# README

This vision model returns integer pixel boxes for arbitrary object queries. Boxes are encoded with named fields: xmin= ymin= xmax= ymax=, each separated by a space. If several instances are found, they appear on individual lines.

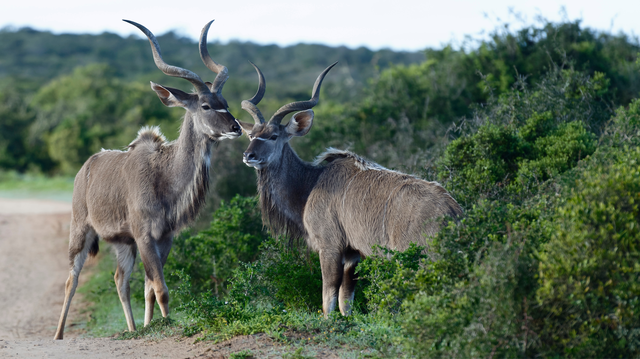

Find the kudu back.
xmin=53 ymin=20 xmax=241 ymax=339
xmin=238 ymin=63 xmax=463 ymax=316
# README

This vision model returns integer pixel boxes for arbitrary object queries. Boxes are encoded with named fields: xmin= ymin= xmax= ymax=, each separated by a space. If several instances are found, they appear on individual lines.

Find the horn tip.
xmin=248 ymin=61 xmax=261 ymax=71
xmin=202 ymin=19 xmax=216 ymax=32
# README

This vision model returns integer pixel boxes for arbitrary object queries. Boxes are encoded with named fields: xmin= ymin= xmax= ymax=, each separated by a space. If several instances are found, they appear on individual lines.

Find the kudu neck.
xmin=171 ymin=113 xmax=213 ymax=180
xmin=166 ymin=112 xmax=214 ymax=227
xmin=257 ymin=143 xmax=323 ymax=239
xmin=263 ymin=143 xmax=322 ymax=192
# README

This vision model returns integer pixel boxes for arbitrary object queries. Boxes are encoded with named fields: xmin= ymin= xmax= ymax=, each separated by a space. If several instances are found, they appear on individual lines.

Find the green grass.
xmin=197 ymin=308 xmax=397 ymax=350
xmin=229 ymin=349 xmax=255 ymax=359
xmin=0 ymin=170 xmax=73 ymax=201
xmin=116 ymin=317 xmax=181 ymax=340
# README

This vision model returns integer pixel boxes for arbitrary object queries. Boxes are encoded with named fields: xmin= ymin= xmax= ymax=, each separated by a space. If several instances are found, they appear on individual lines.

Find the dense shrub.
xmin=536 ymin=125 xmax=640 ymax=356
xmin=355 ymin=243 xmax=428 ymax=314
xmin=165 ymin=195 xmax=267 ymax=296
xmin=169 ymin=237 xmax=324 ymax=336
xmin=439 ymin=68 xmax=608 ymax=206
xmin=396 ymin=66 xmax=621 ymax=357
xmin=227 ymin=237 xmax=323 ymax=311
xmin=402 ymin=241 xmax=531 ymax=358
xmin=167 ymin=194 xmax=324 ymax=315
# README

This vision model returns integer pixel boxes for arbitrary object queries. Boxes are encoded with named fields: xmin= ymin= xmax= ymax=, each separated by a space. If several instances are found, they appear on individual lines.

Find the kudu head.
xmin=124 ymin=20 xmax=241 ymax=140
xmin=239 ymin=62 xmax=337 ymax=169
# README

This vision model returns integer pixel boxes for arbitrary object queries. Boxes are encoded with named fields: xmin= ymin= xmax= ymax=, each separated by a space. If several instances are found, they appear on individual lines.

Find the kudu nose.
xmin=231 ymin=123 xmax=241 ymax=133
xmin=243 ymin=152 xmax=256 ymax=162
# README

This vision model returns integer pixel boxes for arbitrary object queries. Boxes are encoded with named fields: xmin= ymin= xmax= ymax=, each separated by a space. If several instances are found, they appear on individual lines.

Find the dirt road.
xmin=0 ymin=198 xmax=76 ymax=340
xmin=0 ymin=198 xmax=333 ymax=358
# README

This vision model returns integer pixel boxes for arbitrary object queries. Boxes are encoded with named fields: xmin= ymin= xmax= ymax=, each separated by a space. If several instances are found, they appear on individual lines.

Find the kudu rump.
xmin=53 ymin=20 xmax=241 ymax=339
xmin=239 ymin=63 xmax=463 ymax=316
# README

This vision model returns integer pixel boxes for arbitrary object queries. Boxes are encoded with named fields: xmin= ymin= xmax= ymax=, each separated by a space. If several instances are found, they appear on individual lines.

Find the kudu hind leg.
xmin=338 ymin=249 xmax=361 ymax=316
xmin=319 ymin=250 xmax=343 ymax=318
xmin=139 ymin=236 xmax=171 ymax=326
xmin=54 ymin=226 xmax=97 ymax=340
xmin=114 ymin=243 xmax=137 ymax=332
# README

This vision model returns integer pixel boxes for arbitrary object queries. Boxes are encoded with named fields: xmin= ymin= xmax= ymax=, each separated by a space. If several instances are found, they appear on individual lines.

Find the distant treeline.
xmin=0 ymin=26 xmax=425 ymax=103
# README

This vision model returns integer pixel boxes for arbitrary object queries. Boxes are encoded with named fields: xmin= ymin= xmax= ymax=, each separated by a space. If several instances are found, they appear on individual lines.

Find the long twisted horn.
xmin=241 ymin=61 xmax=266 ymax=124
xmin=269 ymin=61 xmax=337 ymax=125
xmin=123 ymin=20 xmax=210 ymax=94
xmin=199 ymin=20 xmax=229 ymax=96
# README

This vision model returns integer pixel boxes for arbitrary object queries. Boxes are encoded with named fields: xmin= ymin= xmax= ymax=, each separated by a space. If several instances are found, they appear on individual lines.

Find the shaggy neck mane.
xmin=257 ymin=143 xmax=324 ymax=244
xmin=166 ymin=113 xmax=214 ymax=229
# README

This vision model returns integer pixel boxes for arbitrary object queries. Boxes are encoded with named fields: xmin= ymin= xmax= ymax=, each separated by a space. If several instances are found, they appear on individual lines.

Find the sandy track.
xmin=0 ymin=198 xmax=335 ymax=358
xmin=0 ymin=198 xmax=75 ymax=339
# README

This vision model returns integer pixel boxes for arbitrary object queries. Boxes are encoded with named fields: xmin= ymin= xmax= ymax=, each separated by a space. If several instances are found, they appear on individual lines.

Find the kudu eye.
xmin=270 ymin=134 xmax=278 ymax=141
xmin=201 ymin=104 xmax=211 ymax=110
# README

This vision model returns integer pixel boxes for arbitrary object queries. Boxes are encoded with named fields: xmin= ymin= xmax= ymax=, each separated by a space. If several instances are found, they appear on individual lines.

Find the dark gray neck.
xmin=166 ymin=113 xmax=214 ymax=228
xmin=257 ymin=143 xmax=324 ymax=242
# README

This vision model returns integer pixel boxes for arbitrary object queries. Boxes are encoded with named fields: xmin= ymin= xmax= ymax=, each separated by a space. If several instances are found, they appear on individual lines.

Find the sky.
xmin=2 ymin=0 xmax=639 ymax=52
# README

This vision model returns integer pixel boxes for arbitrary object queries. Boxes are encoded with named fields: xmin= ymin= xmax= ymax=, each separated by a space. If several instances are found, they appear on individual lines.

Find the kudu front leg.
xmin=319 ymin=249 xmax=343 ymax=318
xmin=113 ymin=243 xmax=137 ymax=332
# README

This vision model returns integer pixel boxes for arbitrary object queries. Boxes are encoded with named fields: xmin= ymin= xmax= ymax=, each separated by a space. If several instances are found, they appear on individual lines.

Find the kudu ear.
xmin=285 ymin=110 xmax=314 ymax=137
xmin=238 ymin=121 xmax=255 ymax=136
xmin=150 ymin=82 xmax=194 ymax=108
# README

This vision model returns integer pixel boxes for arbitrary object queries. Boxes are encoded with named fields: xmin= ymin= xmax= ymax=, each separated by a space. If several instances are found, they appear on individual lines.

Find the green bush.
xmin=536 ymin=147 xmax=640 ymax=358
xmin=355 ymin=243 xmax=427 ymax=314
xmin=401 ymin=240 xmax=531 ymax=358
xmin=439 ymin=68 xmax=606 ymax=206
xmin=396 ymin=67 xmax=614 ymax=358
xmin=164 ymin=195 xmax=267 ymax=296
xmin=227 ymin=237 xmax=323 ymax=312
xmin=601 ymin=98 xmax=640 ymax=152
xmin=397 ymin=194 xmax=553 ymax=357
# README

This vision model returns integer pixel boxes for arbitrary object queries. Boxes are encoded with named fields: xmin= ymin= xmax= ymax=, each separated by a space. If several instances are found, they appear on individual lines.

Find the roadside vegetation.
xmin=0 ymin=170 xmax=73 ymax=201
xmin=2 ymin=18 xmax=639 ymax=357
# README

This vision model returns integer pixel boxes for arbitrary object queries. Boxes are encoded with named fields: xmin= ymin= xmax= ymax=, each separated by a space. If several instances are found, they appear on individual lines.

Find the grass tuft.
xmin=116 ymin=317 xmax=180 ymax=340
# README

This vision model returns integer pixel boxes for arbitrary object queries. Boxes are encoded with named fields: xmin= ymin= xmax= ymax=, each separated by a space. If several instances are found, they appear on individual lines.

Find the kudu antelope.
xmin=53 ymin=20 xmax=241 ymax=339
xmin=238 ymin=63 xmax=463 ymax=317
